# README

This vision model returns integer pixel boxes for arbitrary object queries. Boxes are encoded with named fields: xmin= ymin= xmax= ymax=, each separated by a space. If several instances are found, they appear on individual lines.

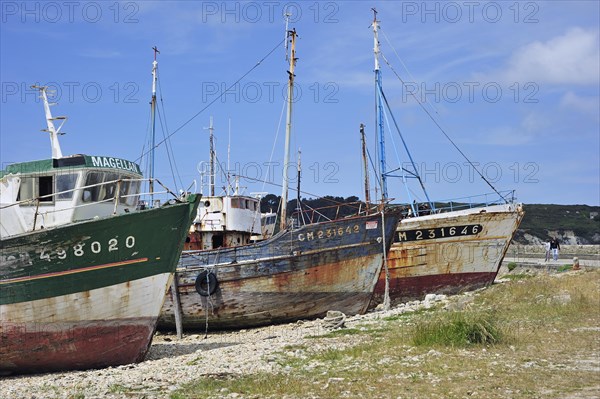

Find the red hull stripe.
xmin=0 ymin=257 xmax=149 ymax=285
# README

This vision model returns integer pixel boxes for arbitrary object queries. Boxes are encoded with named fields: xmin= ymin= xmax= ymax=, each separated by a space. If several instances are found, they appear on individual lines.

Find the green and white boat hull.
xmin=0 ymin=194 xmax=200 ymax=374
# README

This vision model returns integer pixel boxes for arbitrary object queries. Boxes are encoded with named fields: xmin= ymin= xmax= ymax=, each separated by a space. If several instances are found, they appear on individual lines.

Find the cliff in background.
xmin=514 ymin=204 xmax=599 ymax=245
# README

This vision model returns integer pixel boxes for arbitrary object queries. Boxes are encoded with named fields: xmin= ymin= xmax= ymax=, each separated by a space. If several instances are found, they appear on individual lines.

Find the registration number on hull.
xmin=395 ymin=224 xmax=483 ymax=242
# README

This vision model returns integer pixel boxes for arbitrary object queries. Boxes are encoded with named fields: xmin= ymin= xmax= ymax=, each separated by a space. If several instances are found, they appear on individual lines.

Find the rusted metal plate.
xmin=1 ymin=318 xmax=156 ymax=373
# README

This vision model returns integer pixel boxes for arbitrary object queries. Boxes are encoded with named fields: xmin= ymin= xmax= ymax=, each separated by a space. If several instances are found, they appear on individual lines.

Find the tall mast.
xmin=280 ymin=27 xmax=297 ymax=231
xmin=207 ymin=116 xmax=215 ymax=196
xmin=32 ymin=85 xmax=65 ymax=159
xmin=360 ymin=123 xmax=371 ymax=210
xmin=227 ymin=118 xmax=231 ymax=196
xmin=372 ymin=9 xmax=388 ymax=201
xmin=296 ymin=147 xmax=304 ymax=225
xmin=149 ymin=46 xmax=160 ymax=205
xmin=296 ymin=148 xmax=301 ymax=206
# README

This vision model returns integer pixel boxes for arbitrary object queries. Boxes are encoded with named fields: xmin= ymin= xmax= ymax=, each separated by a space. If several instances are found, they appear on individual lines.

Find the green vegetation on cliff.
xmin=515 ymin=204 xmax=600 ymax=244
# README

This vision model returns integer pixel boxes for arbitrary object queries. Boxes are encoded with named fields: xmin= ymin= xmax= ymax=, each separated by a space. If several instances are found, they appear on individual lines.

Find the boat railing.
xmin=397 ymin=190 xmax=516 ymax=218
xmin=290 ymin=200 xmax=371 ymax=226
xmin=1 ymin=177 xmax=182 ymax=229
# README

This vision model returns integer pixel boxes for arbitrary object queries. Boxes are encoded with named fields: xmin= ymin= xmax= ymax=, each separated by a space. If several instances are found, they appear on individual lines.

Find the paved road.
xmin=502 ymin=256 xmax=600 ymax=268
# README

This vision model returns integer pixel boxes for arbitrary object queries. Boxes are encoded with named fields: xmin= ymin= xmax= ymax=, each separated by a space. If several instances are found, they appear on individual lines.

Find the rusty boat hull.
xmin=371 ymin=203 xmax=524 ymax=306
xmin=159 ymin=211 xmax=401 ymax=331
xmin=0 ymin=195 xmax=200 ymax=374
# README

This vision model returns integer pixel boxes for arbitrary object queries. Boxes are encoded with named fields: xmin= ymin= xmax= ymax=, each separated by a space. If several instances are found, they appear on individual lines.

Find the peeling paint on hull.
xmin=159 ymin=211 xmax=401 ymax=331
xmin=1 ymin=317 xmax=156 ymax=373
xmin=371 ymin=204 xmax=524 ymax=306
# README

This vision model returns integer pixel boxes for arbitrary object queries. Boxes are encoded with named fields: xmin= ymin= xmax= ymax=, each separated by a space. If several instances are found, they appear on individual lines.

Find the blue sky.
xmin=1 ymin=1 xmax=598 ymax=206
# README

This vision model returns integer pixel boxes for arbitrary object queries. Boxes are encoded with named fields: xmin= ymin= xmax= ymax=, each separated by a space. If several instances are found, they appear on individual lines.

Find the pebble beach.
xmin=1 ymin=292 xmax=455 ymax=399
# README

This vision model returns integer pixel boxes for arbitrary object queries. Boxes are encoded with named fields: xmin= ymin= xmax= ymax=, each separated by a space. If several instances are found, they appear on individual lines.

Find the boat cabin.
xmin=184 ymin=195 xmax=262 ymax=250
xmin=0 ymin=155 xmax=142 ymax=238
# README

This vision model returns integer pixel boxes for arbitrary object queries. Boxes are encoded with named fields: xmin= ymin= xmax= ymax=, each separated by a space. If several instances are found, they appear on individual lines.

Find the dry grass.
xmin=172 ymin=269 xmax=600 ymax=399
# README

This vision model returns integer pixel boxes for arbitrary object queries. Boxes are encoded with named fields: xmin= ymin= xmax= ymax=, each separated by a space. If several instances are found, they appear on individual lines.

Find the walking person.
xmin=544 ymin=240 xmax=551 ymax=262
xmin=550 ymin=238 xmax=560 ymax=261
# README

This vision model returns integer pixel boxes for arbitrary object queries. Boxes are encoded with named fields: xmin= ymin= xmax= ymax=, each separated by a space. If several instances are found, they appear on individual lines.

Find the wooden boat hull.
xmin=0 ymin=195 xmax=200 ymax=374
xmin=159 ymin=211 xmax=401 ymax=331
xmin=371 ymin=203 xmax=524 ymax=306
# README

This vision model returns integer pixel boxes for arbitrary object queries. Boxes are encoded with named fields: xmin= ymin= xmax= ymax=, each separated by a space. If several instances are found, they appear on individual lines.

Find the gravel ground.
xmin=1 ymin=293 xmax=453 ymax=399
xmin=3 ymin=262 xmax=596 ymax=399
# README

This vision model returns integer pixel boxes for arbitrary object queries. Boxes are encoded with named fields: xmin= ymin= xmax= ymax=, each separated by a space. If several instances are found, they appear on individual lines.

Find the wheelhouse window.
xmin=17 ymin=177 xmax=35 ymax=202
xmin=17 ymin=175 xmax=54 ymax=203
xmin=102 ymin=173 xmax=119 ymax=201
xmin=120 ymin=177 xmax=140 ymax=206
xmin=82 ymin=172 xmax=103 ymax=202
xmin=56 ymin=174 xmax=78 ymax=200
xmin=81 ymin=171 xmax=140 ymax=206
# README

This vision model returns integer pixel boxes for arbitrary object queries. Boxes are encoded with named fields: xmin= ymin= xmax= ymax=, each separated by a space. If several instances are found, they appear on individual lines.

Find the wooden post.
xmin=170 ymin=274 xmax=184 ymax=339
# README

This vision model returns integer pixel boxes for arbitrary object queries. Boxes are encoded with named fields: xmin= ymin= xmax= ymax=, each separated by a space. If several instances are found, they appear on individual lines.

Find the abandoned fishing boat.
xmin=0 ymin=85 xmax=200 ymax=374
xmin=376 ymin=202 xmax=523 ymax=305
xmin=183 ymin=117 xmax=264 ymax=251
xmin=159 ymin=29 xmax=401 ymax=331
xmin=366 ymin=11 xmax=524 ymax=306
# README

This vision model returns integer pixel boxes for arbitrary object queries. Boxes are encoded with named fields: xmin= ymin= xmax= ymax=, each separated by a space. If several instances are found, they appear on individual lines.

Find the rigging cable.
xmin=380 ymin=97 xmax=417 ymax=211
xmin=156 ymin=70 xmax=185 ymax=193
xmin=380 ymin=28 xmax=441 ymax=119
xmin=261 ymin=98 xmax=288 ymax=230
xmin=135 ymin=38 xmax=286 ymax=164
xmin=379 ymin=28 xmax=507 ymax=203
xmin=379 ymin=86 xmax=435 ymax=211
xmin=140 ymin=101 xmax=153 ymax=195
xmin=237 ymin=174 xmax=366 ymax=212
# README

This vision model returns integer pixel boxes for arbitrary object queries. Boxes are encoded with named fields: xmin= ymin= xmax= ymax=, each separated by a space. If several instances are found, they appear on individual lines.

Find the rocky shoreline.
xmin=2 ymin=292 xmax=460 ymax=399
xmin=2 ymin=262 xmax=596 ymax=399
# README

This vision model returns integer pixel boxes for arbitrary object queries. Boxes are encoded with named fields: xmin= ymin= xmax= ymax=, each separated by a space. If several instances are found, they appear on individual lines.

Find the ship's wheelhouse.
xmin=1 ymin=155 xmax=144 ymax=237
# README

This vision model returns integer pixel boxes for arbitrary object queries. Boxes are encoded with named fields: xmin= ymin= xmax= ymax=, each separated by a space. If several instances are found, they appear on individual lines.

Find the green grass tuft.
xmin=557 ymin=264 xmax=572 ymax=272
xmin=308 ymin=328 xmax=364 ymax=338
xmin=502 ymin=273 xmax=533 ymax=281
xmin=411 ymin=310 xmax=503 ymax=347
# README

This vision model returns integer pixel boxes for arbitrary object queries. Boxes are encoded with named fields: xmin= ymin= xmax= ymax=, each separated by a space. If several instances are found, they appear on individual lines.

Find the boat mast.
xmin=280 ymin=27 xmax=297 ymax=231
xmin=149 ymin=46 xmax=160 ymax=205
xmin=360 ymin=123 xmax=371 ymax=210
xmin=372 ymin=9 xmax=388 ymax=202
xmin=296 ymin=147 xmax=305 ymax=225
xmin=207 ymin=116 xmax=216 ymax=196
xmin=227 ymin=118 xmax=232 ymax=196
xmin=32 ymin=85 xmax=64 ymax=159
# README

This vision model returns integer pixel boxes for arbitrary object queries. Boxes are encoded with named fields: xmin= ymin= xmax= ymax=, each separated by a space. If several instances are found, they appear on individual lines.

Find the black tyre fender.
xmin=195 ymin=271 xmax=218 ymax=296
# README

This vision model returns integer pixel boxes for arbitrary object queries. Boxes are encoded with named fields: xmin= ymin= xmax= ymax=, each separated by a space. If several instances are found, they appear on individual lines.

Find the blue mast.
xmin=372 ymin=9 xmax=388 ymax=201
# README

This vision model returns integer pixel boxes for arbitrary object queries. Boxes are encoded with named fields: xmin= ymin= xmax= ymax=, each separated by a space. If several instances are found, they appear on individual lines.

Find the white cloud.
xmin=480 ymin=112 xmax=550 ymax=146
xmin=501 ymin=27 xmax=599 ymax=85
xmin=560 ymin=92 xmax=600 ymax=116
